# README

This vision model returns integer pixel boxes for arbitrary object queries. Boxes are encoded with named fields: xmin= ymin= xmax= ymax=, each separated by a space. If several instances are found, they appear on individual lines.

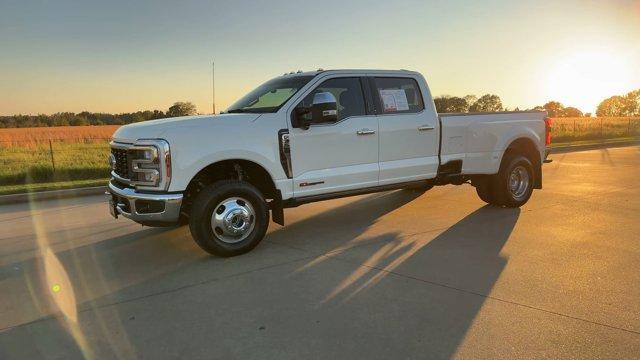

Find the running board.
xmin=283 ymin=180 xmax=429 ymax=208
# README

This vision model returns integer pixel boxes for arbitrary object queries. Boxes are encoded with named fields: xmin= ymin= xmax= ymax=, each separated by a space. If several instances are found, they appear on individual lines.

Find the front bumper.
xmin=108 ymin=182 xmax=183 ymax=225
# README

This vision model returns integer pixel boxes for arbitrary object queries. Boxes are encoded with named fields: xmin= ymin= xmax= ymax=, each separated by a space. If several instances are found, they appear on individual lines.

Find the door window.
xmin=298 ymin=77 xmax=366 ymax=122
xmin=373 ymin=77 xmax=424 ymax=114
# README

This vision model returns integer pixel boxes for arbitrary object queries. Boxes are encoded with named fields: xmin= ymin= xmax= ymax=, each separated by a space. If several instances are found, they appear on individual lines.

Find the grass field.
xmin=1 ymin=119 xmax=639 ymax=194
xmin=551 ymin=117 xmax=640 ymax=143
xmin=0 ymin=125 xmax=119 ymax=145
xmin=0 ymin=126 xmax=117 ymax=186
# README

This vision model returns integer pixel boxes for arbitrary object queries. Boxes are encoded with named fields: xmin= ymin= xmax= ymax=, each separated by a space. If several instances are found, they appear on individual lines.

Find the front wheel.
xmin=189 ymin=180 xmax=269 ymax=257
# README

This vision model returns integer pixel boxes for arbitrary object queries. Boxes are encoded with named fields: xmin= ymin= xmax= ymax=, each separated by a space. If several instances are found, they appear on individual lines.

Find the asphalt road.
xmin=1 ymin=146 xmax=639 ymax=359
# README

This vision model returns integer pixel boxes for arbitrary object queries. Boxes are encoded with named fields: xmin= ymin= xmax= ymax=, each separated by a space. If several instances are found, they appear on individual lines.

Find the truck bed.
xmin=438 ymin=111 xmax=547 ymax=175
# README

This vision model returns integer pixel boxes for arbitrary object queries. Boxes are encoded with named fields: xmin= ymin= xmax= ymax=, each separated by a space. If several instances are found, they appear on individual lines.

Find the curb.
xmin=0 ymin=186 xmax=107 ymax=206
xmin=550 ymin=139 xmax=640 ymax=154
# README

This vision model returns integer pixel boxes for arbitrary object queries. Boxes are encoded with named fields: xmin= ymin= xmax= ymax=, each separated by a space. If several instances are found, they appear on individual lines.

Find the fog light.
xmin=135 ymin=200 xmax=165 ymax=214
xmin=143 ymin=172 xmax=158 ymax=182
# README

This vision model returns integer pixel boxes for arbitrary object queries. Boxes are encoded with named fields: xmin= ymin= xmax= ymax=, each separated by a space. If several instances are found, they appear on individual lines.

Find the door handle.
xmin=357 ymin=129 xmax=376 ymax=135
xmin=418 ymin=125 xmax=435 ymax=131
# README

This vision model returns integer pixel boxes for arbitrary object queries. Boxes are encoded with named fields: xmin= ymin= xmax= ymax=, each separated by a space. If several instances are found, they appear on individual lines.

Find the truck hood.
xmin=112 ymin=113 xmax=262 ymax=141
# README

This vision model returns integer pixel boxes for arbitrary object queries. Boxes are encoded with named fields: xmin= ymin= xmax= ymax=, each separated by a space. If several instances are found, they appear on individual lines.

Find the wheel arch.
xmin=180 ymin=159 xmax=280 ymax=220
xmin=501 ymin=137 xmax=543 ymax=189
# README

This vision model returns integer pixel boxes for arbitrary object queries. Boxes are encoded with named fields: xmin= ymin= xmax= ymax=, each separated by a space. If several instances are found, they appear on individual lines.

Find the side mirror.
xmin=293 ymin=92 xmax=338 ymax=130
xmin=310 ymin=92 xmax=338 ymax=124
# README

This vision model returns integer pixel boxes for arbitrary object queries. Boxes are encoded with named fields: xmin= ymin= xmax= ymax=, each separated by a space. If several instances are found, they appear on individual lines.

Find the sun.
xmin=546 ymin=50 xmax=633 ymax=114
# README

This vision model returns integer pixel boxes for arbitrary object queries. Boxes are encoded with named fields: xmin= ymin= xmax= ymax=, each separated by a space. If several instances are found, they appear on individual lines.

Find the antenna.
xmin=212 ymin=61 xmax=216 ymax=115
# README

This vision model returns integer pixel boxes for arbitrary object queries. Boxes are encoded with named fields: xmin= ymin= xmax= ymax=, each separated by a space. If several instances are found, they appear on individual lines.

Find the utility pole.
xmin=212 ymin=61 xmax=216 ymax=115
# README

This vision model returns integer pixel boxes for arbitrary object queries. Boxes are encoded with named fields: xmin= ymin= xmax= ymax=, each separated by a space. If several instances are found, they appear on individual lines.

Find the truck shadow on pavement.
xmin=284 ymin=200 xmax=520 ymax=358
xmin=266 ymin=189 xmax=427 ymax=252
xmin=1 ymin=189 xmax=520 ymax=358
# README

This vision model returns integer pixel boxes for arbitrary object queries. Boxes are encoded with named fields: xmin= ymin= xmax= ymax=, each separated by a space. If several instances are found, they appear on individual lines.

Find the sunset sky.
xmin=1 ymin=0 xmax=639 ymax=115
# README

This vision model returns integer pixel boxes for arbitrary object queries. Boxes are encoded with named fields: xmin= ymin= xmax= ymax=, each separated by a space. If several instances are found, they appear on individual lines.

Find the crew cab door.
xmin=372 ymin=76 xmax=440 ymax=185
xmin=288 ymin=76 xmax=379 ymax=197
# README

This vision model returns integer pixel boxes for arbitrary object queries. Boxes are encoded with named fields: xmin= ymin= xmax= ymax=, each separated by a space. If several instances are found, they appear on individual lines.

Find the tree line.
xmin=434 ymin=88 xmax=640 ymax=118
xmin=2 ymin=88 xmax=639 ymax=129
xmin=0 ymin=102 xmax=197 ymax=128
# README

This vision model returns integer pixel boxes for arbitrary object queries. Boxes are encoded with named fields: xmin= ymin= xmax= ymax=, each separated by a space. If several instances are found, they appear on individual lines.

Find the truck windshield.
xmin=226 ymin=75 xmax=314 ymax=113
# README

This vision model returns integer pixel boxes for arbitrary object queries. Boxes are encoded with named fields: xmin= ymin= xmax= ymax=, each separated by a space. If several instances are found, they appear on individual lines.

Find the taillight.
xmin=544 ymin=117 xmax=552 ymax=146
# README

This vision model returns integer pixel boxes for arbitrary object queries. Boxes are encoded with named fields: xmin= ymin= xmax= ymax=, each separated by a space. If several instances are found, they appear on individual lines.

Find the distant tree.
xmin=0 ymin=108 xmax=171 ymax=128
xmin=625 ymin=89 xmax=640 ymax=116
xmin=111 ymin=118 xmax=124 ymax=125
xmin=543 ymin=101 xmax=565 ymax=117
xmin=15 ymin=115 xmax=35 ymax=127
xmin=167 ymin=102 xmax=197 ymax=117
xmin=433 ymin=96 xmax=469 ymax=113
xmin=596 ymin=96 xmax=628 ymax=117
xmin=151 ymin=110 xmax=166 ymax=119
xmin=584 ymin=112 xmax=592 ymax=117
xmin=562 ymin=107 xmax=583 ymax=117
xmin=130 ymin=113 xmax=146 ymax=123
xmin=51 ymin=113 xmax=70 ymax=126
xmin=70 ymin=116 xmax=89 ymax=126
xmin=469 ymin=94 xmax=503 ymax=112
xmin=463 ymin=95 xmax=477 ymax=107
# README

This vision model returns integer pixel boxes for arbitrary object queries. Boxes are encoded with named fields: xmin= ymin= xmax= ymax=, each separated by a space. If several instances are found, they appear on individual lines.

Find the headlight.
xmin=129 ymin=139 xmax=171 ymax=191
xmin=131 ymin=147 xmax=160 ymax=184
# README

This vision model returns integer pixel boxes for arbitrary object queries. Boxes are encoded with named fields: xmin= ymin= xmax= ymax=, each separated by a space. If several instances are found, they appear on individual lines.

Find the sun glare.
xmin=546 ymin=50 xmax=634 ymax=113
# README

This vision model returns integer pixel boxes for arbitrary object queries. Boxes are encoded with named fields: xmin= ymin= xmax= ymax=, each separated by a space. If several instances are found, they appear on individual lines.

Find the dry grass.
xmin=551 ymin=117 xmax=640 ymax=142
xmin=0 ymin=126 xmax=118 ymax=185
xmin=0 ymin=125 xmax=119 ymax=147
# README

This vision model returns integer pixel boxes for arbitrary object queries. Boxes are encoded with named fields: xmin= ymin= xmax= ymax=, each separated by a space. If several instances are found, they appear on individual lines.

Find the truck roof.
xmin=280 ymin=69 xmax=421 ymax=77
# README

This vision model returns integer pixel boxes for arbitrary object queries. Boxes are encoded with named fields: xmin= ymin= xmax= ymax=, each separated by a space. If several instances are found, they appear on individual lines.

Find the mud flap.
xmin=270 ymin=195 xmax=285 ymax=226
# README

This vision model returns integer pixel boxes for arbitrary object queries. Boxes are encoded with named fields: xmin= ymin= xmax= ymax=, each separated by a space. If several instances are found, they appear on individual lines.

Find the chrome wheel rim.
xmin=509 ymin=165 xmax=530 ymax=201
xmin=210 ymin=197 xmax=256 ymax=244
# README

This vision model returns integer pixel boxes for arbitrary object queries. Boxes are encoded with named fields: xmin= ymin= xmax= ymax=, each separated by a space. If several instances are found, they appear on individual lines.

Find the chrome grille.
xmin=111 ymin=147 xmax=130 ymax=179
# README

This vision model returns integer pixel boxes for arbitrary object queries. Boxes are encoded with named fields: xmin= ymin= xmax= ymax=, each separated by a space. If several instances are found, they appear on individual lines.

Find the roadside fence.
xmin=0 ymin=137 xmax=111 ymax=186
xmin=552 ymin=117 xmax=640 ymax=143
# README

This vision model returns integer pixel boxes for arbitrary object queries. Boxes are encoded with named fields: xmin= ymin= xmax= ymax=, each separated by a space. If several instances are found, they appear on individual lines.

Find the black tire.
xmin=493 ymin=154 xmax=535 ymax=208
xmin=475 ymin=178 xmax=497 ymax=205
xmin=189 ymin=180 xmax=269 ymax=257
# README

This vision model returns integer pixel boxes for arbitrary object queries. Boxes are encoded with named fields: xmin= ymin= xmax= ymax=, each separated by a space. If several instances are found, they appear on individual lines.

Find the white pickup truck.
xmin=108 ymin=69 xmax=551 ymax=256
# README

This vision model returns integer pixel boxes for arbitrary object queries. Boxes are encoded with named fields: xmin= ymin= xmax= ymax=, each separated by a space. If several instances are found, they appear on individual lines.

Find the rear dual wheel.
xmin=476 ymin=154 xmax=534 ymax=208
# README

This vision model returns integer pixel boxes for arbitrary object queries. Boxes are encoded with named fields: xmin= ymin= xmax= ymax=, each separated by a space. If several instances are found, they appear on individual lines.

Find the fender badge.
xmin=299 ymin=181 xmax=325 ymax=187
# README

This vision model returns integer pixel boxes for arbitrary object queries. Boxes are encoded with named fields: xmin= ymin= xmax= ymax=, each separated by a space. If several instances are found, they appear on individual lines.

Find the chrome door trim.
xmin=418 ymin=125 xmax=435 ymax=131
xmin=356 ymin=129 xmax=376 ymax=135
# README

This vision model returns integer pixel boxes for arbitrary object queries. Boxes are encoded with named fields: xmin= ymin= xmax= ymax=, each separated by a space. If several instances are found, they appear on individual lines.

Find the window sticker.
xmin=379 ymin=89 xmax=409 ymax=112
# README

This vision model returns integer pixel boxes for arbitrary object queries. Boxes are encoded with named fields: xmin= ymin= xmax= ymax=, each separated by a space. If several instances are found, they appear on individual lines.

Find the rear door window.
xmin=373 ymin=77 xmax=424 ymax=114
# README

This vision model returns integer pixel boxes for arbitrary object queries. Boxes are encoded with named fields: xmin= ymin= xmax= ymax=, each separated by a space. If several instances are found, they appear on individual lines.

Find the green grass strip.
xmin=0 ymin=178 xmax=108 ymax=196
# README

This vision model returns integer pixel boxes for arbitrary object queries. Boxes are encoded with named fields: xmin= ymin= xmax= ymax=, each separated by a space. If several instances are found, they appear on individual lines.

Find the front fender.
xmin=169 ymin=149 xmax=285 ymax=192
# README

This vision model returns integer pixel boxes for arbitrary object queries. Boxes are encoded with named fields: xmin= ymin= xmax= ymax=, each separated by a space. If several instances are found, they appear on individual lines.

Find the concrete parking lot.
xmin=1 ymin=146 xmax=639 ymax=359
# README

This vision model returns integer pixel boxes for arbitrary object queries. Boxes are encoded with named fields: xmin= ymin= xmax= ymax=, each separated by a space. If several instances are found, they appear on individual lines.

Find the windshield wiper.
xmin=226 ymin=109 xmax=248 ymax=113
